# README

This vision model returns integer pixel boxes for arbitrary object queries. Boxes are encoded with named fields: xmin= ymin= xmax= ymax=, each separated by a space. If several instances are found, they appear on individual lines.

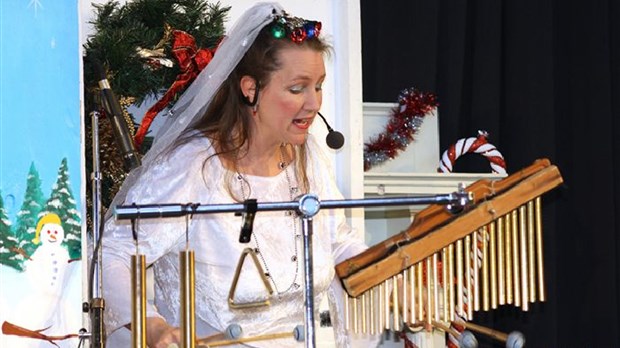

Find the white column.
xmin=331 ymin=0 xmax=365 ymax=234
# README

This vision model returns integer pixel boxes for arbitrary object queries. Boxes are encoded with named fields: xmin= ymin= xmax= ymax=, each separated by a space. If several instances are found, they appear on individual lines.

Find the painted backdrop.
xmin=0 ymin=0 xmax=83 ymax=347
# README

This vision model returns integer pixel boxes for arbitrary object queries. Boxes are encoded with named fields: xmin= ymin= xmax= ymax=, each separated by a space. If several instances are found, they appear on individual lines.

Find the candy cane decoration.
xmin=438 ymin=131 xmax=505 ymax=347
xmin=438 ymin=130 xmax=506 ymax=174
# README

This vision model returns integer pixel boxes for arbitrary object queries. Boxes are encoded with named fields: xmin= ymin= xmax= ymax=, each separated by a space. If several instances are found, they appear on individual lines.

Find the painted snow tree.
xmin=13 ymin=162 xmax=46 ymax=259
xmin=0 ymin=191 xmax=21 ymax=270
xmin=40 ymin=158 xmax=82 ymax=260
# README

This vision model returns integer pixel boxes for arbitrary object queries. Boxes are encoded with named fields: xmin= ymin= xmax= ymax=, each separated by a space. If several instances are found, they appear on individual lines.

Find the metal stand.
xmin=86 ymin=111 xmax=106 ymax=348
xmin=114 ymin=190 xmax=472 ymax=348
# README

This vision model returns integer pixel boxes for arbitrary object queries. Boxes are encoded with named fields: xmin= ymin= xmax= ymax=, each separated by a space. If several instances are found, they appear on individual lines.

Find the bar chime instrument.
xmin=335 ymin=159 xmax=563 ymax=347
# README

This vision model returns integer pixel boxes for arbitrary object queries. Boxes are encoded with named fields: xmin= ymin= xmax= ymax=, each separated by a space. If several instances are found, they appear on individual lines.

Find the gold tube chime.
xmin=352 ymin=295 xmax=359 ymax=333
xmin=441 ymin=247 xmax=449 ymax=321
xmin=392 ymin=275 xmax=400 ymax=332
xmin=490 ymin=221 xmax=498 ymax=309
xmin=378 ymin=283 xmax=385 ymax=333
xmin=505 ymin=213 xmax=513 ymax=305
xmin=518 ymin=205 xmax=529 ymax=311
xmin=344 ymin=289 xmax=350 ymax=331
xmin=481 ymin=226 xmax=490 ymax=311
xmin=131 ymin=254 xmax=147 ymax=348
xmin=527 ymin=201 xmax=536 ymax=303
xmin=180 ymin=250 xmax=196 ymax=348
xmin=432 ymin=253 xmax=440 ymax=322
xmin=535 ymin=197 xmax=546 ymax=302
xmin=416 ymin=263 xmax=423 ymax=322
xmin=497 ymin=217 xmax=505 ymax=306
xmin=456 ymin=239 xmax=464 ymax=317
xmin=511 ymin=210 xmax=521 ymax=308
xmin=369 ymin=287 xmax=376 ymax=335
xmin=409 ymin=265 xmax=416 ymax=324
xmin=448 ymin=243 xmax=455 ymax=322
xmin=472 ymin=230 xmax=480 ymax=313
xmin=384 ymin=279 xmax=390 ymax=331
xmin=425 ymin=257 xmax=432 ymax=327
xmin=402 ymin=268 xmax=409 ymax=325
xmin=465 ymin=234 xmax=473 ymax=320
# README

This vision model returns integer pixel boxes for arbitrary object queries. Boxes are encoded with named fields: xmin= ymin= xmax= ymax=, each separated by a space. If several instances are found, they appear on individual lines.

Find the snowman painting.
xmin=26 ymin=213 xmax=71 ymax=295
xmin=2 ymin=213 xmax=80 ymax=347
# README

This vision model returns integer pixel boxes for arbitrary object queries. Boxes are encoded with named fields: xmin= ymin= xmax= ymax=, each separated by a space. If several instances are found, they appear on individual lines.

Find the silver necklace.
xmin=235 ymin=145 xmax=301 ymax=295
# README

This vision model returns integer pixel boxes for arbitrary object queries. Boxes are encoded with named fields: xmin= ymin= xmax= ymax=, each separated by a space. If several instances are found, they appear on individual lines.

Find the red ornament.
xmin=313 ymin=22 xmax=322 ymax=37
xmin=290 ymin=28 xmax=307 ymax=43
xmin=134 ymin=29 xmax=220 ymax=149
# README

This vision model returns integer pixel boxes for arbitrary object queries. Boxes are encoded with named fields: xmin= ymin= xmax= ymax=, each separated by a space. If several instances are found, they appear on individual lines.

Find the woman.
xmin=102 ymin=3 xmax=376 ymax=347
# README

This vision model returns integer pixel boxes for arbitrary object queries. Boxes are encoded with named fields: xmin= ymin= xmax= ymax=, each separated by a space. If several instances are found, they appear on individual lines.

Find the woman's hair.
xmin=173 ymin=16 xmax=331 ymax=201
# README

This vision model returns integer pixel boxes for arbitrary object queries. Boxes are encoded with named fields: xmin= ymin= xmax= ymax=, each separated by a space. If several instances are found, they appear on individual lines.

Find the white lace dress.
xmin=101 ymin=134 xmax=376 ymax=347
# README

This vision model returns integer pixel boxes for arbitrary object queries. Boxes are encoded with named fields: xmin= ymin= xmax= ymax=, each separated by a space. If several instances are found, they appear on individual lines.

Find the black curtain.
xmin=361 ymin=1 xmax=620 ymax=347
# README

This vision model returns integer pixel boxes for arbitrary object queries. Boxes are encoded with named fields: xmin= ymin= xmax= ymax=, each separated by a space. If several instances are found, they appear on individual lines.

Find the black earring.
xmin=241 ymin=82 xmax=260 ymax=107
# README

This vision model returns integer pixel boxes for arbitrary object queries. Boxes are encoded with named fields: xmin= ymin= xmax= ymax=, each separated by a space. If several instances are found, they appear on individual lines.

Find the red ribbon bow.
xmin=134 ymin=29 xmax=218 ymax=149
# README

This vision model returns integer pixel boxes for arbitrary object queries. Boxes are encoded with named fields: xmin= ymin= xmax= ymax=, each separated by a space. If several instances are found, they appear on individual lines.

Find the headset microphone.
xmin=317 ymin=112 xmax=345 ymax=150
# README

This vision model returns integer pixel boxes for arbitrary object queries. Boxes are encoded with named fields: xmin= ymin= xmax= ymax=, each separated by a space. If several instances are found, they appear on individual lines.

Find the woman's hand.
xmin=145 ymin=317 xmax=181 ymax=348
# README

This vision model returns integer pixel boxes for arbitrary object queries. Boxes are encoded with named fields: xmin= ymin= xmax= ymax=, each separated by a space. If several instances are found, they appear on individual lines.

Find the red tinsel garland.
xmin=364 ymin=88 xmax=438 ymax=171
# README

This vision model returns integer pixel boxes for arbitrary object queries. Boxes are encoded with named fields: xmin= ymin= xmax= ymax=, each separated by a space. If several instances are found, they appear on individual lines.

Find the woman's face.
xmin=252 ymin=46 xmax=326 ymax=147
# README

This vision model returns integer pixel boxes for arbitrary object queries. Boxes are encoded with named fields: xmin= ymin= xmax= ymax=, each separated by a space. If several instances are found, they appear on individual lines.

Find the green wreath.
xmin=83 ymin=0 xmax=228 ymax=107
xmin=83 ymin=0 xmax=229 ymax=214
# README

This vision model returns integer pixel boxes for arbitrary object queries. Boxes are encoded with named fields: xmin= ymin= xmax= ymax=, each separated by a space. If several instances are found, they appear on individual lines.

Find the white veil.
xmin=107 ymin=2 xmax=284 ymax=216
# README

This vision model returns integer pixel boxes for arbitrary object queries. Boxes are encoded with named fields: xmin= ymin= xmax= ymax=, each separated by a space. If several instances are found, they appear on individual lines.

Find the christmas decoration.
xmin=134 ymin=29 xmax=220 ymax=148
xmin=438 ymin=130 xmax=507 ymax=174
xmin=83 ymin=0 xmax=229 ymax=108
xmin=270 ymin=11 xmax=322 ymax=43
xmin=363 ymin=88 xmax=438 ymax=171
xmin=82 ymin=0 xmax=229 ymax=217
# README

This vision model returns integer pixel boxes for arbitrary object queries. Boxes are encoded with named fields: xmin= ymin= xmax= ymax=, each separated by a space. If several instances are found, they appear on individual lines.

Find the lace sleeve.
xmin=101 ymin=138 xmax=216 ymax=333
